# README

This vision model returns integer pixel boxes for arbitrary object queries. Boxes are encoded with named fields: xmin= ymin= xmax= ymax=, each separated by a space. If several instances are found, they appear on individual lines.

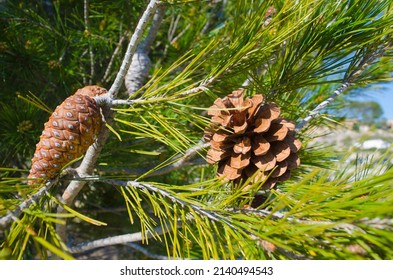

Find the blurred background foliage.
xmin=0 ymin=0 xmax=393 ymax=260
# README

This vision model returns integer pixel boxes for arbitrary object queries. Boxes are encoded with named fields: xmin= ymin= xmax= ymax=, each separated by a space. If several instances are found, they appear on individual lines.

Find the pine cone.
xmin=204 ymin=89 xmax=301 ymax=189
xmin=28 ymin=85 xmax=107 ymax=184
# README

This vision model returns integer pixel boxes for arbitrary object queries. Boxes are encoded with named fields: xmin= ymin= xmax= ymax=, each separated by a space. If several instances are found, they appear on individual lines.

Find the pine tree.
xmin=1 ymin=0 xmax=393 ymax=260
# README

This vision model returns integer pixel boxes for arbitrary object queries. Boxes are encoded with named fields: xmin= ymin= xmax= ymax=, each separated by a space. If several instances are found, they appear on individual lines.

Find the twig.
xmin=125 ymin=5 xmax=166 ymax=96
xmin=84 ymin=0 xmax=94 ymax=84
xmin=164 ymin=14 xmax=181 ymax=57
xmin=0 ymin=180 xmax=56 ymax=231
xmin=104 ymin=179 xmax=243 ymax=233
xmin=69 ymin=225 xmax=169 ymax=254
xmin=295 ymin=45 xmax=390 ymax=132
xmin=167 ymin=14 xmax=180 ymax=42
xmin=295 ymin=82 xmax=350 ymax=131
xmin=95 ymin=77 xmax=215 ymax=107
xmin=358 ymin=217 xmax=393 ymax=230
xmin=143 ymin=140 xmax=209 ymax=178
xmin=103 ymin=32 xmax=130 ymax=84
xmin=57 ymin=0 xmax=161 ymax=243
xmin=170 ymin=24 xmax=190 ymax=44
xmin=56 ymin=105 xmax=113 ymax=241
xmin=174 ymin=77 xmax=214 ymax=99
xmin=236 ymin=207 xmax=393 ymax=235
xmin=107 ymin=0 xmax=160 ymax=99
xmin=80 ymin=49 xmax=88 ymax=85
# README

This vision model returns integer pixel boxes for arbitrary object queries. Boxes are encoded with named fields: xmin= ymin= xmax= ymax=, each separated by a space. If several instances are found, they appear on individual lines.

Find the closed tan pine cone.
xmin=204 ymin=89 xmax=301 ymax=190
xmin=28 ymin=85 xmax=107 ymax=184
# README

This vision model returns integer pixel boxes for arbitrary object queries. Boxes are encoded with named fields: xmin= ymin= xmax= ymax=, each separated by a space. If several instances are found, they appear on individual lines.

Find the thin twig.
xmin=102 ymin=32 xmax=130 ymax=84
xmin=295 ymin=45 xmax=390 ymax=132
xmin=143 ymin=141 xmax=209 ymax=178
xmin=295 ymin=82 xmax=350 ymax=131
xmin=168 ymin=14 xmax=180 ymax=42
xmin=84 ymin=0 xmax=94 ymax=84
xmin=170 ymin=24 xmax=190 ymax=44
xmin=95 ymin=77 xmax=214 ymax=107
xmin=0 ymin=180 xmax=56 ymax=231
xmin=174 ymin=77 xmax=214 ymax=99
xmin=126 ymin=181 xmax=226 ymax=225
xmin=235 ymin=207 xmax=393 ymax=234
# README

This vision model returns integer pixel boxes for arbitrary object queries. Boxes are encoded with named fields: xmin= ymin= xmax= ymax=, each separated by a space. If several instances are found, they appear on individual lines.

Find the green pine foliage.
xmin=1 ymin=0 xmax=392 ymax=259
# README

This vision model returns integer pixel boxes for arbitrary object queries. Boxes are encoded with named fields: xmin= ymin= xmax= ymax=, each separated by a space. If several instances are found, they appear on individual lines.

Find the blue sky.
xmin=357 ymin=82 xmax=393 ymax=120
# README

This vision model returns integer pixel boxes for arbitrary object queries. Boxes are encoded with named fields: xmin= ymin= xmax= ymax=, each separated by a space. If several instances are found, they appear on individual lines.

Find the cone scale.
xmin=28 ymin=86 xmax=107 ymax=184
xmin=204 ymin=89 xmax=301 ymax=190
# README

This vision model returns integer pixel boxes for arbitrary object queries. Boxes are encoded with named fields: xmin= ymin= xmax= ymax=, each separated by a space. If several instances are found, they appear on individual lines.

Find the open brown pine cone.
xmin=204 ymin=89 xmax=301 ymax=190
xmin=28 ymin=85 xmax=107 ymax=185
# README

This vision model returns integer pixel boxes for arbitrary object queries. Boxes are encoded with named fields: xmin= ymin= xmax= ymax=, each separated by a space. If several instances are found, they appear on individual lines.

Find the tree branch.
xmin=95 ymin=76 xmax=215 ymax=107
xmin=69 ymin=225 xmax=169 ymax=254
xmin=125 ymin=5 xmax=165 ymax=96
xmin=295 ymin=82 xmax=350 ymax=131
xmin=0 ymin=180 xmax=56 ymax=231
xmin=102 ymin=32 xmax=130 ymax=84
xmin=107 ymin=0 xmax=160 ymax=99
xmin=104 ymin=179 xmax=237 ymax=231
xmin=295 ymin=45 xmax=390 ymax=132
xmin=68 ymin=197 xmax=388 ymax=259
xmin=125 ymin=5 xmax=166 ymax=96
xmin=142 ymin=140 xmax=209 ymax=178
xmin=56 ymin=0 xmax=162 ymax=243
xmin=236 ymin=207 xmax=393 ymax=234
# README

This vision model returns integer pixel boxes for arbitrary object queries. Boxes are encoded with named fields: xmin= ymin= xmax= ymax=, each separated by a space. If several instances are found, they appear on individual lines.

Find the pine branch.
xmin=56 ymin=105 xmax=113 ymax=242
xmin=66 ymin=177 xmax=393 ymax=258
xmin=235 ymin=207 xmax=371 ymax=234
xmin=69 ymin=225 xmax=169 ymax=254
xmin=105 ymin=179 xmax=239 ymax=232
xmin=295 ymin=45 xmax=391 ymax=132
xmin=125 ymin=5 xmax=166 ymax=96
xmin=56 ymin=0 xmax=162 ymax=243
xmin=295 ymin=82 xmax=350 ymax=131
xmin=97 ymin=77 xmax=215 ymax=107
xmin=170 ymin=24 xmax=190 ymax=45
xmin=141 ymin=140 xmax=209 ymax=178
xmin=173 ymin=77 xmax=214 ymax=99
xmin=107 ymin=0 xmax=160 ymax=99
xmin=0 ymin=180 xmax=56 ymax=231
